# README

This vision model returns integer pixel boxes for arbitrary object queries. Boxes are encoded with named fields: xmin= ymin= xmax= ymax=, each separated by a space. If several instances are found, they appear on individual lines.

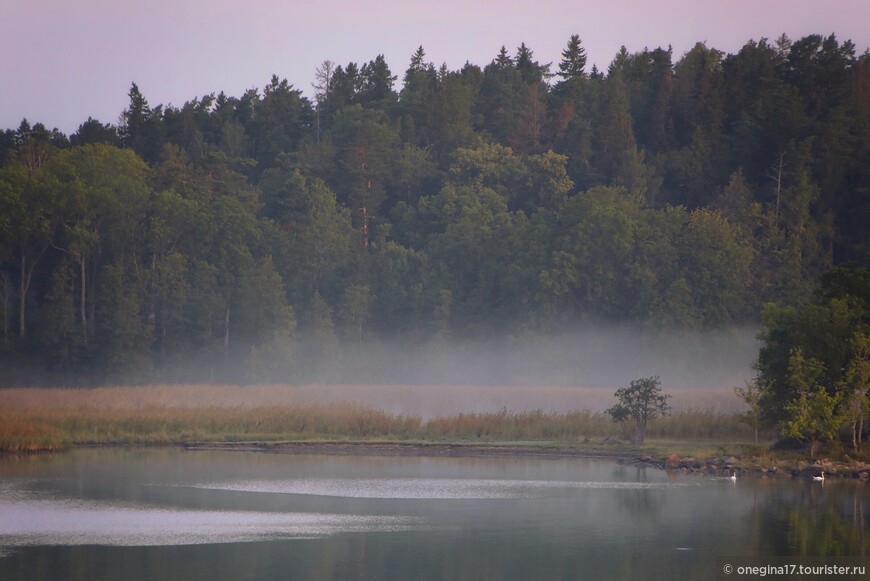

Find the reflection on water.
xmin=191 ymin=477 xmax=696 ymax=499
xmin=0 ymin=497 xmax=417 ymax=547
xmin=0 ymin=448 xmax=867 ymax=581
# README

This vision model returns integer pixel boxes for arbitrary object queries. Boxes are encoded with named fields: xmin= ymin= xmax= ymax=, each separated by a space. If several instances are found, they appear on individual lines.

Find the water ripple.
xmin=0 ymin=496 xmax=418 ymax=548
xmin=191 ymin=478 xmax=694 ymax=499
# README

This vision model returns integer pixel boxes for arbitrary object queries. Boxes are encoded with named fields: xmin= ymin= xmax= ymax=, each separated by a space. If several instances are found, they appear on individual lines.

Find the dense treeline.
xmin=752 ymin=265 xmax=870 ymax=456
xmin=1 ymin=33 xmax=868 ymax=384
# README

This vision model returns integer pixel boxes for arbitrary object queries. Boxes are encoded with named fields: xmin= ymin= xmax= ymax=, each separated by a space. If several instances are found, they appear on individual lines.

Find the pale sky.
xmin=3 ymin=0 xmax=869 ymax=135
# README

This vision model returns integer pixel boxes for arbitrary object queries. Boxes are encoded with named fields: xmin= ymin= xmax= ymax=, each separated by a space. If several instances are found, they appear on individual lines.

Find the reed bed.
xmin=0 ymin=385 xmax=755 ymax=453
xmin=422 ymin=408 xmax=616 ymax=440
xmin=0 ymin=403 xmax=422 ymax=451
xmin=0 ymin=383 xmax=743 ymax=415
xmin=644 ymin=408 xmax=754 ymax=440
xmin=421 ymin=407 xmax=756 ymax=442
xmin=0 ymin=415 xmax=67 ymax=453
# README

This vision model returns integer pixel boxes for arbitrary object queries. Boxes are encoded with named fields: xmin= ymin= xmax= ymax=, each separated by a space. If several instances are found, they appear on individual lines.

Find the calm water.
xmin=0 ymin=448 xmax=867 ymax=580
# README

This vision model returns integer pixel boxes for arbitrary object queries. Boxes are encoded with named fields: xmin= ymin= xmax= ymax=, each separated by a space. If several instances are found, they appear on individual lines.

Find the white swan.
xmin=729 ymin=471 xmax=737 ymax=481
xmin=812 ymin=472 xmax=825 ymax=482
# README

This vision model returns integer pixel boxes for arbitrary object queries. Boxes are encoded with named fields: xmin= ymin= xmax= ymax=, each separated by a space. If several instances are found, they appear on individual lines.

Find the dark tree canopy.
xmin=1 ymin=33 xmax=869 ymax=385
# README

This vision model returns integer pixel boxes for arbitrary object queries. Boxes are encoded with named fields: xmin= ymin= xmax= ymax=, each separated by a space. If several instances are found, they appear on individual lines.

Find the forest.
xmin=0 ymin=33 xmax=868 ymax=386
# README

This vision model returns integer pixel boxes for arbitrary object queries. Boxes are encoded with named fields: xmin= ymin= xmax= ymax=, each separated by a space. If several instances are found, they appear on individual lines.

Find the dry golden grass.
xmin=0 ymin=383 xmax=742 ymax=414
xmin=423 ymin=408 xmax=615 ymax=440
xmin=0 ymin=415 xmax=66 ymax=453
xmin=0 ymin=384 xmax=756 ymax=452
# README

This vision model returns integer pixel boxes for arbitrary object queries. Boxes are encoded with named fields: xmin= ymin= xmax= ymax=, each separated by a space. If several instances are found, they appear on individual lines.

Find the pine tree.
xmin=120 ymin=83 xmax=154 ymax=158
xmin=400 ymin=47 xmax=437 ymax=146
xmin=494 ymin=46 xmax=512 ymax=69
xmin=404 ymin=46 xmax=428 ymax=82
xmin=515 ymin=42 xmax=547 ymax=84
xmin=558 ymin=34 xmax=587 ymax=80
xmin=359 ymin=55 xmax=398 ymax=107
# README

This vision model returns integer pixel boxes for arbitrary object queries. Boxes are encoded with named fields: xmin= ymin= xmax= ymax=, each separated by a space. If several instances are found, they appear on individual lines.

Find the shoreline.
xmin=182 ymin=440 xmax=641 ymax=460
xmin=6 ymin=440 xmax=870 ymax=480
xmin=181 ymin=440 xmax=870 ymax=481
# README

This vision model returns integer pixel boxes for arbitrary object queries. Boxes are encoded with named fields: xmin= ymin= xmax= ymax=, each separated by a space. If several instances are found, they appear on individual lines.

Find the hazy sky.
xmin=3 ymin=0 xmax=869 ymax=135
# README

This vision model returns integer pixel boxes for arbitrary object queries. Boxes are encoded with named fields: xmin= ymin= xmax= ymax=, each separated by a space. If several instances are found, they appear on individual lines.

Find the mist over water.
xmin=5 ymin=326 xmax=758 ymax=417
xmin=331 ymin=325 xmax=759 ymax=389
xmin=147 ymin=323 xmax=759 ymax=391
xmin=228 ymin=325 xmax=759 ymax=416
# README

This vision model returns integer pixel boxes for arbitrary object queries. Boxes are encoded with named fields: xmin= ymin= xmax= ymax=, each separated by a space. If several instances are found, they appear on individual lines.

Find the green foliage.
xmin=755 ymin=266 xmax=870 ymax=422
xmin=780 ymin=349 xmax=843 ymax=459
xmin=338 ymin=283 xmax=372 ymax=340
xmin=95 ymin=262 xmax=153 ymax=380
xmin=606 ymin=376 xmax=671 ymax=443
xmin=838 ymin=332 xmax=870 ymax=452
xmin=755 ymin=265 xmax=870 ymax=456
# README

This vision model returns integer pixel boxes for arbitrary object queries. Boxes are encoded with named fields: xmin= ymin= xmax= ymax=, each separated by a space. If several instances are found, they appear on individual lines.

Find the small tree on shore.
xmin=606 ymin=401 xmax=632 ymax=440
xmin=735 ymin=380 xmax=764 ymax=445
xmin=782 ymin=389 xmax=843 ymax=460
xmin=781 ymin=348 xmax=843 ymax=460
xmin=606 ymin=376 xmax=671 ymax=444
xmin=839 ymin=333 xmax=870 ymax=453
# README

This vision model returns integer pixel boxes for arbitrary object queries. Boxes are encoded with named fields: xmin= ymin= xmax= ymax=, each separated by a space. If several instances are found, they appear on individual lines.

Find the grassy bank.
xmin=0 ymin=385 xmax=760 ymax=454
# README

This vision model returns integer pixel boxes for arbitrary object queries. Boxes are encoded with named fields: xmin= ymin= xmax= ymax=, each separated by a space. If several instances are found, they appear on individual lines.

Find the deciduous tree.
xmin=606 ymin=376 xmax=671 ymax=443
xmin=781 ymin=348 xmax=842 ymax=460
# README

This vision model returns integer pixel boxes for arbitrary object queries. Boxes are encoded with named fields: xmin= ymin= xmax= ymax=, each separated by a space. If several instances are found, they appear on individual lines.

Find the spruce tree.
xmin=558 ymin=34 xmax=587 ymax=80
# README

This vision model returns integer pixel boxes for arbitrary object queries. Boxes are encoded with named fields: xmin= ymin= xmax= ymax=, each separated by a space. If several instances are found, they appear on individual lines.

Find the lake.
xmin=0 ymin=448 xmax=867 ymax=580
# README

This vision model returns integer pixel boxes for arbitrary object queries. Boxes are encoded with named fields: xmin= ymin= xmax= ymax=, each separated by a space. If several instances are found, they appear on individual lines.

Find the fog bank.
xmin=322 ymin=326 xmax=759 ymax=389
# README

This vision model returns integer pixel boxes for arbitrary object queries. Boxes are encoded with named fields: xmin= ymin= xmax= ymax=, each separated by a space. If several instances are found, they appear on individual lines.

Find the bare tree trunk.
xmin=772 ymin=152 xmax=784 ymax=227
xmin=87 ymin=257 xmax=97 ymax=342
xmin=0 ymin=272 xmax=9 ymax=344
xmin=19 ymin=253 xmax=27 ymax=338
xmin=315 ymin=108 xmax=321 ymax=144
xmin=224 ymin=306 xmax=230 ymax=357
xmin=80 ymin=256 xmax=88 ymax=342
xmin=312 ymin=60 xmax=334 ymax=144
